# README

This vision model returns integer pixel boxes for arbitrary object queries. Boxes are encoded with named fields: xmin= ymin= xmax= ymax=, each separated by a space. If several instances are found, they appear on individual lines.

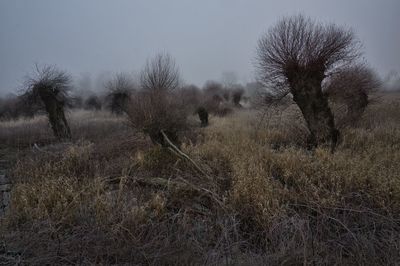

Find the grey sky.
xmin=1 ymin=0 xmax=399 ymax=95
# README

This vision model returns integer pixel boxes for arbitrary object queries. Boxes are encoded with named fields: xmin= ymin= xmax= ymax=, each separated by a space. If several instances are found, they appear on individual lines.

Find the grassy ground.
xmin=0 ymin=95 xmax=399 ymax=265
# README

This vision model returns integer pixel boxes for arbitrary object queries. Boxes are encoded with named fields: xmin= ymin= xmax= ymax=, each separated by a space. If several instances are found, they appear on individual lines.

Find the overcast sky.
xmin=1 ymin=0 xmax=399 ymax=95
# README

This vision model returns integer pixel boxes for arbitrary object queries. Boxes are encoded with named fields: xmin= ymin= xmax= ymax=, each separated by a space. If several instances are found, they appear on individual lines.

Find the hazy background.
xmin=1 ymin=0 xmax=399 ymax=95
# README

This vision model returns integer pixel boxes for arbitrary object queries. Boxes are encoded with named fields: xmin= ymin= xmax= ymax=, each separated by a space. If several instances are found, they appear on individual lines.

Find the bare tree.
xmin=203 ymin=81 xmax=224 ymax=114
xmin=140 ymin=53 xmax=180 ymax=93
xmin=84 ymin=95 xmax=102 ymax=111
xmin=128 ymin=53 xmax=186 ymax=146
xmin=232 ymin=86 xmax=245 ymax=106
xmin=22 ymin=64 xmax=72 ymax=140
xmin=255 ymin=15 xmax=361 ymax=150
xmin=106 ymin=73 xmax=135 ymax=115
xmin=325 ymin=64 xmax=381 ymax=125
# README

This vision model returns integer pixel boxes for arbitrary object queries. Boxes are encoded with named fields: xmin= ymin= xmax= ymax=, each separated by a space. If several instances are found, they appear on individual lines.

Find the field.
xmin=0 ymin=93 xmax=399 ymax=265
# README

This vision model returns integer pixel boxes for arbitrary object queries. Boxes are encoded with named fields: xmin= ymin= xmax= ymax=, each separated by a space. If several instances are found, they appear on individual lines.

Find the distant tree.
xmin=325 ymin=64 xmax=381 ymax=125
xmin=0 ymin=95 xmax=20 ymax=120
xmin=127 ymin=53 xmax=186 ymax=146
xmin=232 ymin=86 xmax=245 ymax=106
xmin=178 ymin=84 xmax=201 ymax=109
xmin=196 ymin=106 xmax=209 ymax=127
xmin=222 ymin=89 xmax=230 ymax=101
xmin=106 ymin=73 xmax=135 ymax=115
xmin=203 ymin=81 xmax=224 ymax=113
xmin=84 ymin=95 xmax=102 ymax=111
xmin=22 ymin=64 xmax=72 ymax=140
xmin=203 ymin=81 xmax=224 ymax=99
xmin=255 ymin=15 xmax=361 ymax=151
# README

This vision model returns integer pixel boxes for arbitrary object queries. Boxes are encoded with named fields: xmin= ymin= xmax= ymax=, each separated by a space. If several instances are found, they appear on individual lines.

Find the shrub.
xmin=325 ymin=64 xmax=381 ymax=126
xmin=127 ymin=53 xmax=187 ymax=146
xmin=128 ymin=90 xmax=187 ymax=146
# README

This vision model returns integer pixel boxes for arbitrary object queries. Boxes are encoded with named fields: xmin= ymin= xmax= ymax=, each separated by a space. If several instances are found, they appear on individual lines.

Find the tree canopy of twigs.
xmin=140 ymin=53 xmax=180 ymax=93
xmin=256 ymin=15 xmax=361 ymax=96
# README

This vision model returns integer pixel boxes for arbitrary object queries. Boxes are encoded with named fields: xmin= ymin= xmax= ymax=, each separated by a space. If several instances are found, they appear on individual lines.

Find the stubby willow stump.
xmin=197 ymin=107 xmax=209 ymax=127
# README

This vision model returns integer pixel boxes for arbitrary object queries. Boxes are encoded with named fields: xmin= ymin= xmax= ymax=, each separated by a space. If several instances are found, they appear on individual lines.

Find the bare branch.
xmin=140 ymin=53 xmax=180 ymax=93
xmin=255 ymin=14 xmax=361 ymax=93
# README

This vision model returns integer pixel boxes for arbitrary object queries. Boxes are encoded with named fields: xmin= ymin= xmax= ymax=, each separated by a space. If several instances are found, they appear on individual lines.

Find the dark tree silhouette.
xmin=256 ymin=15 xmax=361 ymax=151
xmin=232 ymin=87 xmax=245 ymax=106
xmin=106 ymin=73 xmax=135 ymax=115
xmin=23 ymin=64 xmax=72 ymax=140
xmin=196 ymin=106 xmax=209 ymax=127
xmin=84 ymin=95 xmax=102 ymax=111
xmin=325 ymin=64 xmax=381 ymax=125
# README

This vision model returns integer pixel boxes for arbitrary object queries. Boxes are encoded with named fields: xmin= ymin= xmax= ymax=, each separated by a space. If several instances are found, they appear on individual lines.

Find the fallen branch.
xmin=160 ymin=130 xmax=212 ymax=181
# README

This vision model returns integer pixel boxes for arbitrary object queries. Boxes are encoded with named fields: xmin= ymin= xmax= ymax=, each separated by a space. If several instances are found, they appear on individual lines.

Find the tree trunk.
xmin=290 ymin=75 xmax=339 ymax=152
xmin=41 ymin=95 xmax=71 ymax=140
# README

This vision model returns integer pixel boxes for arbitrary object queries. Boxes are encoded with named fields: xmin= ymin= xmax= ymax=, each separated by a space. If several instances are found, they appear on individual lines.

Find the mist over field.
xmin=1 ymin=0 xmax=400 ymax=95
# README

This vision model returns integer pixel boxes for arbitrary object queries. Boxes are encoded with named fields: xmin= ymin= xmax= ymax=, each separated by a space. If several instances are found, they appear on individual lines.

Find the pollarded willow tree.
xmin=22 ymin=64 xmax=72 ymax=140
xmin=255 ymin=15 xmax=361 ymax=150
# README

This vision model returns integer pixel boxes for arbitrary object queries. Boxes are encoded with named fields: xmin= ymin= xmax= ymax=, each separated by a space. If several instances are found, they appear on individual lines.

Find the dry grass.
xmin=1 ymin=93 xmax=399 ymax=265
xmin=0 ymin=110 xmax=128 ymax=149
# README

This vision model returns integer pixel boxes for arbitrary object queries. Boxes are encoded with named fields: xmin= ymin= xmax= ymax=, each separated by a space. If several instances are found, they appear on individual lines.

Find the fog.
xmin=1 ymin=0 xmax=399 ymax=95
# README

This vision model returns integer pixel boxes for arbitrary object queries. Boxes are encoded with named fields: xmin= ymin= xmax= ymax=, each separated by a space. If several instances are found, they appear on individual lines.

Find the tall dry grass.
xmin=1 ymin=94 xmax=399 ymax=265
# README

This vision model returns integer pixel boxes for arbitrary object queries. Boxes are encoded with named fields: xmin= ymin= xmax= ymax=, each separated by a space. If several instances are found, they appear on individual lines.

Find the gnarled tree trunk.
xmin=290 ymin=71 xmax=339 ymax=151
xmin=39 ymin=90 xmax=71 ymax=140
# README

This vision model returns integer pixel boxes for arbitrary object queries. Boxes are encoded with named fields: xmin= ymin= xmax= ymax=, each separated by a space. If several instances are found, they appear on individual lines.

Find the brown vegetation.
xmin=127 ymin=53 xmax=188 ymax=146
xmin=1 ymin=92 xmax=399 ymax=265
xmin=0 ymin=14 xmax=398 ymax=265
